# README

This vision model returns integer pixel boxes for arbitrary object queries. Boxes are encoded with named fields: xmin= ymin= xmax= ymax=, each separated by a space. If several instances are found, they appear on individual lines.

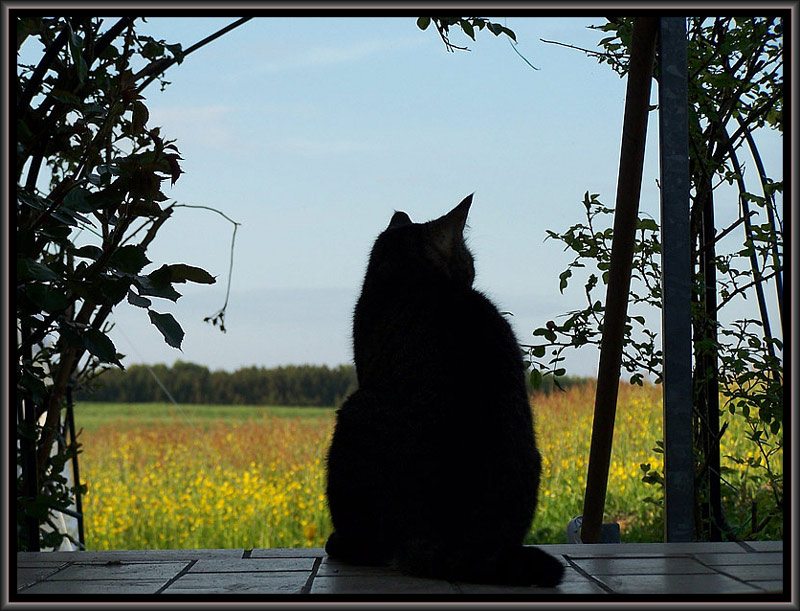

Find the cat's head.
xmin=366 ymin=194 xmax=475 ymax=288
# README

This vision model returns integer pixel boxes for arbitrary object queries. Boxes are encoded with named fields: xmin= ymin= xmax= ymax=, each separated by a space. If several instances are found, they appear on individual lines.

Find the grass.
xmin=75 ymin=403 xmax=334 ymax=433
xmin=75 ymin=383 xmax=781 ymax=550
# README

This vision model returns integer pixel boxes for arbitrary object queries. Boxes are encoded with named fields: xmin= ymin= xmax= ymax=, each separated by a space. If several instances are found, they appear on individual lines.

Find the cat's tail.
xmin=396 ymin=541 xmax=564 ymax=587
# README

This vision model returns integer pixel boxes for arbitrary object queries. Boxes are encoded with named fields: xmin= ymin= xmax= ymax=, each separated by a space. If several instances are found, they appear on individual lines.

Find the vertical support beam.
xmin=580 ymin=16 xmax=658 ymax=544
xmin=658 ymin=17 xmax=694 ymax=542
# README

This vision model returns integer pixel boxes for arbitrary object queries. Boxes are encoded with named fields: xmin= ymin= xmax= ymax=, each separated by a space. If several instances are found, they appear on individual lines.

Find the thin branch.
xmin=173 ymin=204 xmax=240 ymax=332
xmin=433 ymin=20 xmax=469 ymax=52
xmin=17 ymin=23 xmax=72 ymax=112
xmin=721 ymin=127 xmax=775 ymax=361
xmin=540 ymin=37 xmax=610 ymax=61
xmin=736 ymin=118 xmax=783 ymax=334
xmin=716 ymin=269 xmax=779 ymax=313
xmin=135 ymin=17 xmax=253 ymax=93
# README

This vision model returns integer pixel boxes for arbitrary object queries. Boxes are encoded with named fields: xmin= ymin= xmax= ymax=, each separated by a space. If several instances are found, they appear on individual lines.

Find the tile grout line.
xmin=734 ymin=539 xmax=757 ymax=552
xmin=300 ymin=556 xmax=323 ymax=595
xmin=690 ymin=555 xmax=769 ymax=592
xmin=563 ymin=555 xmax=615 ymax=594
xmin=154 ymin=559 xmax=198 ymax=595
xmin=17 ymin=561 xmax=74 ymax=593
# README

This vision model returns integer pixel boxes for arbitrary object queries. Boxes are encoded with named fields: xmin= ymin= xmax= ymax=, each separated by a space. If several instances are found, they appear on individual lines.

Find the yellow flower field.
xmin=79 ymin=382 xmax=781 ymax=550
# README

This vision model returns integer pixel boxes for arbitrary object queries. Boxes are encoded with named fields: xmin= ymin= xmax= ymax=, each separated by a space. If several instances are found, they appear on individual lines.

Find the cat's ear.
xmin=388 ymin=211 xmax=412 ymax=229
xmin=429 ymin=193 xmax=473 ymax=253
xmin=444 ymin=193 xmax=473 ymax=234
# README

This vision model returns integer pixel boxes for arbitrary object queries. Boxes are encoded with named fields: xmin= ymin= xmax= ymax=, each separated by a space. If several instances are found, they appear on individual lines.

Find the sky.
xmin=23 ymin=16 xmax=784 ymax=378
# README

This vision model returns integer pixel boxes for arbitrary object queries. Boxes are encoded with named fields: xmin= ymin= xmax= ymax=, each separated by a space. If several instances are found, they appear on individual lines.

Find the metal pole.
xmin=66 ymin=388 xmax=86 ymax=548
xmin=658 ymin=16 xmax=694 ymax=542
xmin=580 ymin=16 xmax=659 ymax=544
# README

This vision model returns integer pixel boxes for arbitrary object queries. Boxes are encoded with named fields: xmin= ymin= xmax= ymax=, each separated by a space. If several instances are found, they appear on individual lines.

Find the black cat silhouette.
xmin=325 ymin=194 xmax=564 ymax=587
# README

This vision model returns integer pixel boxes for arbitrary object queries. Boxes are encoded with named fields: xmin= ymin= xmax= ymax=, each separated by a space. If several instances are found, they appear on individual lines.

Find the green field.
xmin=75 ymin=402 xmax=335 ymax=433
xmin=74 ymin=384 xmax=782 ymax=550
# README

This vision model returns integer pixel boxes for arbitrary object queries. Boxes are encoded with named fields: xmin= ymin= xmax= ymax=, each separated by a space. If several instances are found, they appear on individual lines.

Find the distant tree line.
xmin=76 ymin=361 xmax=358 ymax=407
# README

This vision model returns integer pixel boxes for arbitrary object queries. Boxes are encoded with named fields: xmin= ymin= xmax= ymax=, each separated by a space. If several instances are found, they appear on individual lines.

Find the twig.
xmin=540 ymin=37 xmax=610 ymax=60
xmin=173 ymin=204 xmax=240 ymax=332
xmin=135 ymin=17 xmax=253 ymax=93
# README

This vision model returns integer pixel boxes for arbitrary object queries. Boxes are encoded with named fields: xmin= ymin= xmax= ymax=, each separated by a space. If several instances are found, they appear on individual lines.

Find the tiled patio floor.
xmin=14 ymin=541 xmax=786 ymax=602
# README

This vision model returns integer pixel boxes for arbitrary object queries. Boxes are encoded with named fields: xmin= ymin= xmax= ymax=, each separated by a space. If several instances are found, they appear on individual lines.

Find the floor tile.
xmin=310 ymin=574 xmax=459 ymax=594
xmin=457 ymin=580 xmax=608 ymax=595
xmin=191 ymin=557 xmax=316 ymax=572
xmin=694 ymin=552 xmax=783 ymax=565
xmin=744 ymin=541 xmax=783 ymax=552
xmin=714 ymin=564 xmax=785 ymax=581
xmin=317 ymin=560 xmax=398 ymax=577
xmin=17 ymin=566 xmax=68 ymax=590
xmin=22 ymin=579 xmax=167 ymax=595
xmin=250 ymin=547 xmax=324 ymax=558
xmin=163 ymin=571 xmax=310 ymax=594
xmin=569 ymin=556 xmax=714 ymax=575
xmin=51 ymin=561 xmax=188 ymax=582
xmin=20 ymin=549 xmax=243 ymax=563
xmin=747 ymin=580 xmax=783 ymax=593
xmin=597 ymin=572 xmax=762 ymax=594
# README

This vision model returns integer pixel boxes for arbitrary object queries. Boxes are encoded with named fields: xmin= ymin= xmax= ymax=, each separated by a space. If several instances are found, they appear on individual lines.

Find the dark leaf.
xmin=530 ymin=368 xmax=543 ymax=389
xmin=147 ymin=264 xmax=172 ymax=287
xmin=417 ymin=17 xmax=431 ymax=30
xmin=559 ymin=269 xmax=572 ymax=293
xmin=63 ymin=188 xmax=95 ymax=213
xmin=148 ymin=310 xmax=184 ymax=349
xmin=127 ymin=290 xmax=152 ymax=308
xmin=73 ymin=245 xmax=104 ymax=260
xmin=17 ymin=258 xmax=59 ymax=282
xmin=132 ymin=101 xmax=149 ymax=134
xmin=25 ymin=283 xmax=70 ymax=313
xmin=83 ymin=328 xmax=122 ymax=366
xmin=168 ymin=264 xmax=216 ymax=285
xmin=460 ymin=19 xmax=475 ymax=40
xmin=637 ymin=218 xmax=659 ymax=232
xmin=134 ymin=274 xmax=182 ymax=302
xmin=109 ymin=245 xmax=150 ymax=274
xmin=98 ymin=274 xmax=132 ymax=305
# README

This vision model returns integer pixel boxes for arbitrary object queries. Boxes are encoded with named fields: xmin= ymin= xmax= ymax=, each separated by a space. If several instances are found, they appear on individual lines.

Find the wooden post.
xmin=581 ymin=16 xmax=659 ymax=544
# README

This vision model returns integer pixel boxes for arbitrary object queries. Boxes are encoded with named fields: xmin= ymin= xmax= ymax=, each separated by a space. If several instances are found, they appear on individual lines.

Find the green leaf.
xmin=25 ymin=283 xmax=70 ymax=312
xmin=530 ymin=368 xmax=543 ymax=389
xmin=637 ymin=218 xmax=659 ymax=232
xmin=135 ymin=275 xmax=182 ymax=302
xmin=73 ymin=245 xmax=104 ymax=260
xmin=559 ymin=269 xmax=572 ymax=293
xmin=110 ymin=245 xmax=151 ymax=274
xmin=127 ymin=289 xmax=151 ymax=309
xmin=17 ymin=258 xmax=59 ymax=282
xmin=132 ymin=100 xmax=149 ymax=134
xmin=416 ymin=17 xmax=431 ymax=31
xmin=148 ymin=310 xmax=184 ymax=349
xmin=147 ymin=264 xmax=172 ymax=287
xmin=83 ymin=328 xmax=122 ymax=366
xmin=168 ymin=264 xmax=216 ymax=285
xmin=63 ymin=188 xmax=95 ymax=213
xmin=460 ymin=19 xmax=475 ymax=40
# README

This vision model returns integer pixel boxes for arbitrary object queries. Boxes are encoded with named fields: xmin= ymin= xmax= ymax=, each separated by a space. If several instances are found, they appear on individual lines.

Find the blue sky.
xmin=37 ymin=16 xmax=781 ymax=378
